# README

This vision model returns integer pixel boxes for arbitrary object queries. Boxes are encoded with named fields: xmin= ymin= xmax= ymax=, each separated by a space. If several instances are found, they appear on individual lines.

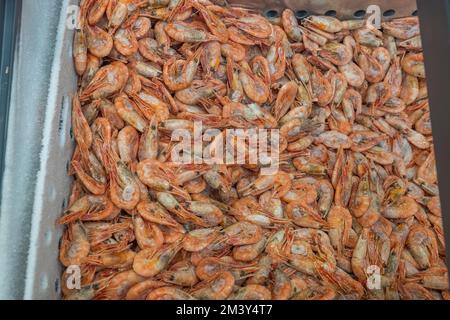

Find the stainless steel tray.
xmin=231 ymin=0 xmax=417 ymax=20
xmin=22 ymin=0 xmax=418 ymax=299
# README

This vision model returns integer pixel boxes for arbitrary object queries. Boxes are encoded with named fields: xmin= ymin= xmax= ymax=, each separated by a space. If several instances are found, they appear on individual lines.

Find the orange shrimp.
xmin=73 ymin=30 xmax=88 ymax=76
xmin=225 ymin=14 xmax=272 ymax=39
xmin=191 ymin=271 xmax=235 ymax=300
xmin=133 ymin=241 xmax=182 ymax=277
xmin=239 ymin=171 xmax=292 ymax=198
xmin=163 ymin=47 xmax=203 ymax=91
xmin=80 ymin=62 xmax=129 ymax=101
xmin=113 ymin=28 xmax=139 ymax=56
xmin=95 ymin=270 xmax=145 ymax=300
xmin=146 ymin=286 xmax=195 ymax=300
xmin=57 ymin=195 xmax=119 ymax=224
xmin=108 ymin=157 xmax=141 ymax=210
xmin=285 ymin=201 xmax=328 ymax=229
xmin=125 ymin=279 xmax=166 ymax=300
xmin=133 ymin=215 xmax=164 ymax=251
xmin=136 ymin=200 xmax=183 ymax=229
xmin=85 ymin=24 xmax=113 ymax=58
xmin=164 ymin=21 xmax=218 ymax=42
xmin=229 ymin=284 xmax=272 ymax=300
xmin=272 ymin=81 xmax=297 ymax=121
xmin=191 ymin=1 xmax=228 ymax=43
xmin=59 ymin=222 xmax=90 ymax=267
xmin=160 ymin=261 xmax=198 ymax=287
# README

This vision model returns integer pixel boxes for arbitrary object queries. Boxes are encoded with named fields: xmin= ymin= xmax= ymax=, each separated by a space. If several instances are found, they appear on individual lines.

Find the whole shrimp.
xmin=62 ymin=5 xmax=448 ymax=301
xmin=80 ymin=62 xmax=129 ymax=101
xmin=164 ymin=21 xmax=218 ymax=42
xmin=238 ymin=61 xmax=270 ymax=104
xmin=133 ymin=241 xmax=182 ymax=277
xmin=59 ymin=222 xmax=90 ymax=267
xmin=163 ymin=47 xmax=203 ymax=91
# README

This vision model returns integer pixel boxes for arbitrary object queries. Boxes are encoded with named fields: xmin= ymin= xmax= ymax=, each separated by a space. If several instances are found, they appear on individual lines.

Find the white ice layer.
xmin=0 ymin=0 xmax=76 ymax=299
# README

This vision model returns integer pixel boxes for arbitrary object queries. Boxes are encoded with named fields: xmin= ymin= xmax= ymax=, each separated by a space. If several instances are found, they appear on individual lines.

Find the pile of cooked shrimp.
xmin=59 ymin=0 xmax=449 ymax=300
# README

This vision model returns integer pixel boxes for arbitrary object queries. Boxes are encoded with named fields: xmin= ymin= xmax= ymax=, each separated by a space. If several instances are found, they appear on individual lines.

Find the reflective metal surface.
xmin=229 ymin=0 xmax=417 ymax=20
